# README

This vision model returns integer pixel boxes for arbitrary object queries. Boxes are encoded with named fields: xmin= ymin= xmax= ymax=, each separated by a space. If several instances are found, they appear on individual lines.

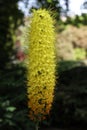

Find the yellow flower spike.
xmin=26 ymin=9 xmax=56 ymax=122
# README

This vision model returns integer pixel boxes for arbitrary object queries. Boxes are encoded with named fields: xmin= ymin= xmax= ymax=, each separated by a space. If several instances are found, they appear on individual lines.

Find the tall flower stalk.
xmin=26 ymin=9 xmax=56 ymax=129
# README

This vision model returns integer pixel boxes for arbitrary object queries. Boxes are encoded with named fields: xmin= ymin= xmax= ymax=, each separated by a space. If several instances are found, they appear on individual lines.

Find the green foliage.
xmin=0 ymin=0 xmax=24 ymax=70
xmin=58 ymin=60 xmax=83 ymax=73
xmin=65 ymin=14 xmax=87 ymax=27
xmin=74 ymin=48 xmax=86 ymax=60
xmin=0 ymin=66 xmax=28 ymax=130
xmin=0 ymin=97 xmax=34 ymax=130
xmin=0 ymin=99 xmax=16 ymax=128
xmin=47 ymin=0 xmax=52 ymax=3
xmin=51 ymin=67 xmax=87 ymax=127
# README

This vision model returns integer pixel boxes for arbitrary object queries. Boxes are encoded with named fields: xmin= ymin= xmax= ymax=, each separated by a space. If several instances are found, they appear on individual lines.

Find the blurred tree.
xmin=60 ymin=0 xmax=69 ymax=17
xmin=0 ymin=0 xmax=24 ymax=70
xmin=83 ymin=0 xmax=87 ymax=9
xmin=64 ymin=0 xmax=69 ymax=16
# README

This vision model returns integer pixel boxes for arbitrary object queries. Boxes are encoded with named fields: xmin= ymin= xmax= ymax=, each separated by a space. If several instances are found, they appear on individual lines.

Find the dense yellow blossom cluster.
xmin=27 ymin=9 xmax=56 ymax=121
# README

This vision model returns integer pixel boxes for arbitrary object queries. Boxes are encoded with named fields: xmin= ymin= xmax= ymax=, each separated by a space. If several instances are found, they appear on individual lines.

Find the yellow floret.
xmin=26 ymin=9 xmax=56 ymax=121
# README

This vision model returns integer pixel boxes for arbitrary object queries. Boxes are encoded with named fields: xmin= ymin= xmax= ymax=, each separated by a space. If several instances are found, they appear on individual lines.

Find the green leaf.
xmin=0 ymin=118 xmax=3 ymax=122
xmin=47 ymin=0 xmax=52 ymax=3
xmin=6 ymin=107 xmax=16 ymax=112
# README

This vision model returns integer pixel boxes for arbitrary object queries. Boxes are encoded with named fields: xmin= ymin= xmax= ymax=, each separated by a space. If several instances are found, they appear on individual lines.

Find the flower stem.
xmin=35 ymin=121 xmax=39 ymax=130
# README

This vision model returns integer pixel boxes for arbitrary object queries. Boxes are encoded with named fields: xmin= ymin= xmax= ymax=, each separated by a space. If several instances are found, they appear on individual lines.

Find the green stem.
xmin=35 ymin=121 xmax=39 ymax=130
